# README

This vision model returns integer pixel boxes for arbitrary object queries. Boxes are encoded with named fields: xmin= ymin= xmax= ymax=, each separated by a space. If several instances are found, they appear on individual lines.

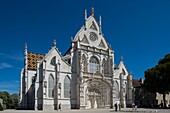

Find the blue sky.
xmin=0 ymin=0 xmax=170 ymax=94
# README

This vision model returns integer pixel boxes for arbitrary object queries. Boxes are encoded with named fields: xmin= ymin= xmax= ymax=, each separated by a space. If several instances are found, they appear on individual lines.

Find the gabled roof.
xmin=118 ymin=61 xmax=129 ymax=74
xmin=73 ymin=14 xmax=109 ymax=50
xmin=42 ymin=46 xmax=71 ymax=66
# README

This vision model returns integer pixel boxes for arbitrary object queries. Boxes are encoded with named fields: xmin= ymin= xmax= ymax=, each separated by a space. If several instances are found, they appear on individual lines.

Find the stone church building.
xmin=19 ymin=8 xmax=133 ymax=110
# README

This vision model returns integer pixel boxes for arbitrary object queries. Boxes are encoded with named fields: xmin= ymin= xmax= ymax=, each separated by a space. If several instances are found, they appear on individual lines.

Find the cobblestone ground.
xmin=1 ymin=108 xmax=170 ymax=113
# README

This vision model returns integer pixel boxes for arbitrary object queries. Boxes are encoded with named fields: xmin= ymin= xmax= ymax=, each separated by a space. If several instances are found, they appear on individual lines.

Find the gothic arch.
xmin=64 ymin=75 xmax=70 ymax=98
xmin=122 ymin=69 xmax=126 ymax=75
xmin=84 ymin=79 xmax=111 ymax=108
xmin=48 ymin=74 xmax=54 ymax=98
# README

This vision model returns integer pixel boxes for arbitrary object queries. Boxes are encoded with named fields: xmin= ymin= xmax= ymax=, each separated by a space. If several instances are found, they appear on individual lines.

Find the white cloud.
xmin=0 ymin=62 xmax=13 ymax=69
xmin=0 ymin=52 xmax=24 ymax=61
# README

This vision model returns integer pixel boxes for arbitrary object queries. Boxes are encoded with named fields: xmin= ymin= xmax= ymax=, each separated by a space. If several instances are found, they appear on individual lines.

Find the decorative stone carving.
xmin=81 ymin=35 xmax=89 ymax=44
xmin=89 ymin=32 xmax=98 ymax=42
xmin=99 ymin=40 xmax=105 ymax=48
xmin=90 ymin=21 xmax=97 ymax=31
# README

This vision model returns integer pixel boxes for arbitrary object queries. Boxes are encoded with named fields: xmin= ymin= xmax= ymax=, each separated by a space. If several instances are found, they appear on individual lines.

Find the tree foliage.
xmin=0 ymin=91 xmax=19 ymax=109
xmin=144 ymin=54 xmax=170 ymax=107
xmin=0 ymin=102 xmax=3 ymax=111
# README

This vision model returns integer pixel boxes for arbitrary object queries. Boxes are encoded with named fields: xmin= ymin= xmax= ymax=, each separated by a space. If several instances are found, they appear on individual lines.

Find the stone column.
xmin=35 ymin=61 xmax=40 ymax=110
xmin=54 ymin=60 xmax=60 ymax=110
xmin=120 ymin=73 xmax=126 ymax=108
xmin=111 ymin=78 xmax=116 ymax=108
xmin=127 ymin=74 xmax=133 ymax=107
xmin=80 ymin=83 xmax=86 ymax=109
xmin=79 ymin=53 xmax=85 ymax=109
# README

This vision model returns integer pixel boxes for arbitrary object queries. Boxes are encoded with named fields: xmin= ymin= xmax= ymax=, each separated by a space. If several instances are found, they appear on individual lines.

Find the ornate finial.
xmin=121 ymin=56 xmax=123 ymax=61
xmin=99 ymin=16 xmax=102 ymax=34
xmin=99 ymin=16 xmax=102 ymax=26
xmin=24 ymin=43 xmax=27 ymax=55
xmin=85 ymin=9 xmax=87 ymax=20
xmin=25 ymin=43 xmax=27 ymax=49
xmin=91 ymin=7 xmax=94 ymax=16
xmin=53 ymin=39 xmax=56 ymax=47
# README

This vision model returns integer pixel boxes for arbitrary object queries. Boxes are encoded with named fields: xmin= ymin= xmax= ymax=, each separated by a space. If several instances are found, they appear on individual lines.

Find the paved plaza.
xmin=1 ymin=108 xmax=170 ymax=113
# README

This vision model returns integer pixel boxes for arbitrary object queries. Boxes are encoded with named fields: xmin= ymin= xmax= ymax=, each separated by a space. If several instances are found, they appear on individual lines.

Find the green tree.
xmin=0 ymin=91 xmax=12 ymax=109
xmin=0 ymin=91 xmax=19 ymax=109
xmin=10 ymin=93 xmax=19 ymax=109
xmin=144 ymin=54 xmax=170 ymax=108
xmin=0 ymin=102 xmax=3 ymax=111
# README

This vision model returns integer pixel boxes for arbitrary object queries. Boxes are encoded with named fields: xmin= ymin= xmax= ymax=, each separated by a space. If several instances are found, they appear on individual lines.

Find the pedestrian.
xmin=59 ymin=103 xmax=61 ymax=111
xmin=114 ymin=103 xmax=118 ymax=112
xmin=132 ymin=103 xmax=135 ymax=111
xmin=119 ymin=103 xmax=121 ymax=111
xmin=135 ymin=105 xmax=137 ymax=111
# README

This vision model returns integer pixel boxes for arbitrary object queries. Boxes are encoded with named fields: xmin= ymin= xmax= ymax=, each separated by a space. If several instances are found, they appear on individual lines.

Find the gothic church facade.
xmin=19 ymin=8 xmax=133 ymax=110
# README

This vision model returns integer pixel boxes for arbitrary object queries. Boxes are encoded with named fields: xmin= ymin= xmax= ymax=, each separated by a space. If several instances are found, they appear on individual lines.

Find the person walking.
xmin=114 ymin=103 xmax=118 ymax=112
xmin=59 ymin=103 xmax=61 ymax=111
xmin=132 ymin=103 xmax=135 ymax=111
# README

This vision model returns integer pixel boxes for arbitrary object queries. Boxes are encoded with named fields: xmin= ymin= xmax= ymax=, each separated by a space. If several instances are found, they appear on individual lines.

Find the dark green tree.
xmin=10 ymin=93 xmax=19 ymax=109
xmin=144 ymin=54 xmax=170 ymax=108
xmin=0 ymin=102 xmax=3 ymax=111
xmin=0 ymin=91 xmax=19 ymax=109
xmin=0 ymin=91 xmax=12 ymax=109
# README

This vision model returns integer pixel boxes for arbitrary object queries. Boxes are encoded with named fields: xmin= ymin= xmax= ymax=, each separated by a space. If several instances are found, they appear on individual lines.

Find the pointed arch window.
xmin=89 ymin=56 xmax=99 ymax=73
xmin=102 ymin=58 xmax=108 ymax=74
xmin=48 ymin=74 xmax=54 ymax=98
xmin=64 ymin=75 xmax=70 ymax=98
xmin=122 ymin=69 xmax=126 ymax=75
xmin=115 ymin=81 xmax=119 ymax=98
xmin=82 ymin=54 xmax=87 ymax=72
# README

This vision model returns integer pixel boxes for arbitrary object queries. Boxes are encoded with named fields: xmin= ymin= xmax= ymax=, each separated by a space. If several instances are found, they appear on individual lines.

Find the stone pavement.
xmin=1 ymin=108 xmax=170 ymax=113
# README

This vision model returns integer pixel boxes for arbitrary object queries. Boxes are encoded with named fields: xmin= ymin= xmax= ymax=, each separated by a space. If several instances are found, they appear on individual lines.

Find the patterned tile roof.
xmin=27 ymin=52 xmax=44 ymax=70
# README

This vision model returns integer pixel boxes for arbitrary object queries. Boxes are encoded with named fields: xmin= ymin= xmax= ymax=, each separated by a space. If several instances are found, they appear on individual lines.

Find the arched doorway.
xmin=85 ymin=80 xmax=111 ymax=109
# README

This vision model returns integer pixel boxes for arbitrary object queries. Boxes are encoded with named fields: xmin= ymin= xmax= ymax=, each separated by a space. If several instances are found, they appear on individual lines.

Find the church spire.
xmin=24 ymin=43 xmax=28 ymax=66
xmin=99 ymin=16 xmax=102 ymax=35
xmin=24 ymin=43 xmax=28 ymax=92
xmin=91 ymin=7 xmax=94 ymax=16
xmin=84 ymin=9 xmax=87 ymax=30
xmin=24 ymin=43 xmax=27 ymax=55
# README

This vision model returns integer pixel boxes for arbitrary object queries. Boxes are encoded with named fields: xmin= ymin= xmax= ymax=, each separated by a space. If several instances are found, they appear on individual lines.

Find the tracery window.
xmin=115 ymin=81 xmax=119 ymax=98
xmin=82 ymin=54 xmax=87 ymax=72
xmin=89 ymin=56 xmax=99 ymax=73
xmin=102 ymin=58 xmax=108 ymax=74
xmin=64 ymin=75 xmax=70 ymax=98
xmin=48 ymin=74 xmax=54 ymax=98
